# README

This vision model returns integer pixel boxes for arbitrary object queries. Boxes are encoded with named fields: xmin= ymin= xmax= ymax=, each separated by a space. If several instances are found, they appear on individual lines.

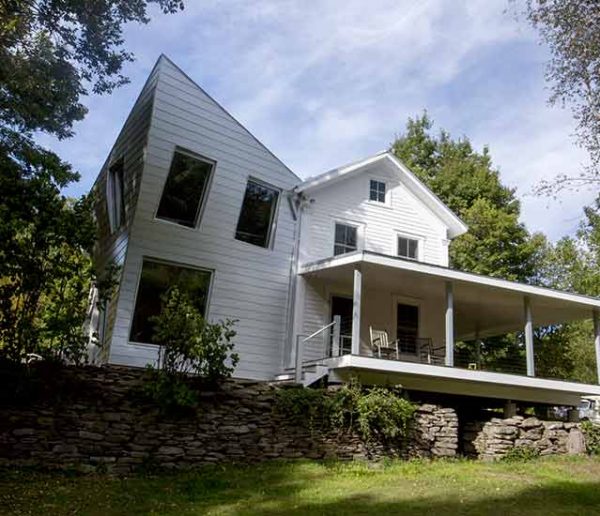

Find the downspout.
xmin=282 ymin=189 xmax=306 ymax=371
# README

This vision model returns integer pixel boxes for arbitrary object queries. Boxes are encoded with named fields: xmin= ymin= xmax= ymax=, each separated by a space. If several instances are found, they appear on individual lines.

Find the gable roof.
xmin=295 ymin=151 xmax=468 ymax=238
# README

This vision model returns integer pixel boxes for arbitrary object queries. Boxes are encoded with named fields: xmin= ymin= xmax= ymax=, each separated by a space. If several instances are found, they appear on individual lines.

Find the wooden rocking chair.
xmin=369 ymin=327 xmax=399 ymax=360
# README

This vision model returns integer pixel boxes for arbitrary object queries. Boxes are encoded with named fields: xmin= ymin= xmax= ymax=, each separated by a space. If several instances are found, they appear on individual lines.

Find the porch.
xmin=292 ymin=251 xmax=600 ymax=406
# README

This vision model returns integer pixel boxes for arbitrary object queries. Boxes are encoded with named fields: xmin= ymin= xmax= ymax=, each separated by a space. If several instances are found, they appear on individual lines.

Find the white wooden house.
xmin=91 ymin=56 xmax=600 ymax=409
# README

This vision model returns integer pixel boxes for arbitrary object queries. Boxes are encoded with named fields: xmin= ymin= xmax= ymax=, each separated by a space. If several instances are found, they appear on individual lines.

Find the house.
xmin=91 ymin=55 xmax=600 ymax=411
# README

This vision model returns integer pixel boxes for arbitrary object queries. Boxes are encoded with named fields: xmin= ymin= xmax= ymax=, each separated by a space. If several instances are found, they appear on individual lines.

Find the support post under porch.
xmin=351 ymin=267 xmax=362 ymax=356
xmin=594 ymin=309 xmax=600 ymax=385
xmin=445 ymin=281 xmax=454 ymax=367
xmin=524 ymin=296 xmax=535 ymax=377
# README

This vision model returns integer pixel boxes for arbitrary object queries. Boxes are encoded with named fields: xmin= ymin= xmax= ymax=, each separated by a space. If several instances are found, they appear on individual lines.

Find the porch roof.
xmin=298 ymin=251 xmax=600 ymax=340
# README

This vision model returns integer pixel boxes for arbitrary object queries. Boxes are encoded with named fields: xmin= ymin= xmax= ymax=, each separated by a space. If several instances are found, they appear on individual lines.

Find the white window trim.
xmin=234 ymin=176 xmax=282 ymax=251
xmin=332 ymin=219 xmax=365 ymax=256
xmin=127 ymin=256 xmax=215 ymax=347
xmin=367 ymin=177 xmax=392 ymax=208
xmin=153 ymin=146 xmax=216 ymax=231
xmin=394 ymin=231 xmax=424 ymax=262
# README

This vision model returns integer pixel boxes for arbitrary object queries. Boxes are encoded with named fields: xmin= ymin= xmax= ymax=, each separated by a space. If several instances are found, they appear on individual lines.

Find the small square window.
xmin=156 ymin=150 xmax=213 ymax=228
xmin=235 ymin=179 xmax=280 ymax=248
xmin=369 ymin=180 xmax=386 ymax=203
xmin=106 ymin=159 xmax=125 ymax=233
xmin=398 ymin=236 xmax=419 ymax=260
xmin=334 ymin=223 xmax=358 ymax=256
xmin=130 ymin=260 xmax=212 ymax=344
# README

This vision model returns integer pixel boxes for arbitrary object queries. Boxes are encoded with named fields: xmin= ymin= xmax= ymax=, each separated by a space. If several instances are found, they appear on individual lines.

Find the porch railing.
xmin=294 ymin=316 xmax=341 ymax=383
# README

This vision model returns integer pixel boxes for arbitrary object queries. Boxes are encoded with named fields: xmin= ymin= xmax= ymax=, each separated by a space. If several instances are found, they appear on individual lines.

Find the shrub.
xmin=501 ymin=445 xmax=540 ymax=462
xmin=142 ymin=287 xmax=239 ymax=412
xmin=581 ymin=421 xmax=600 ymax=455
xmin=275 ymin=379 xmax=416 ymax=443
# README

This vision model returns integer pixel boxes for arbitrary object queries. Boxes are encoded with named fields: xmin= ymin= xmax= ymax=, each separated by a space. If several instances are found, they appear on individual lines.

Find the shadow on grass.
xmin=2 ymin=460 xmax=600 ymax=515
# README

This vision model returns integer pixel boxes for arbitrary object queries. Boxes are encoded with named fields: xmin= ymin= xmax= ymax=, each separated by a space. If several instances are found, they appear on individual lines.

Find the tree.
xmin=391 ymin=113 xmax=543 ymax=281
xmin=0 ymin=1 xmax=184 ymax=363
xmin=519 ymin=0 xmax=600 ymax=195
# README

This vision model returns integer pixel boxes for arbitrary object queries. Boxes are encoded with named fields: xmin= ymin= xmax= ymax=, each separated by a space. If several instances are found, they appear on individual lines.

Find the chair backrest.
xmin=369 ymin=327 xmax=390 ymax=349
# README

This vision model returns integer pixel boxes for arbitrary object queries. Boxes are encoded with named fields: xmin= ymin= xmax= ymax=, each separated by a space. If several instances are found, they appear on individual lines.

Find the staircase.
xmin=274 ymin=363 xmax=329 ymax=387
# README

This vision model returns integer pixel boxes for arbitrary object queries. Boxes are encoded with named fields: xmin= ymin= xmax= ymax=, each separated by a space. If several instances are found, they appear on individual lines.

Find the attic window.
xmin=369 ymin=180 xmax=386 ymax=203
xmin=106 ymin=158 xmax=125 ymax=233
xmin=156 ymin=150 xmax=213 ymax=228
xmin=235 ymin=179 xmax=280 ymax=248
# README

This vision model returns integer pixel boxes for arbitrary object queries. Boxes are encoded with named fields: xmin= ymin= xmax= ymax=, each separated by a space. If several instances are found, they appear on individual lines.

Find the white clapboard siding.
xmin=106 ymin=56 xmax=300 ymax=380
xmin=92 ymin=62 xmax=160 ymax=357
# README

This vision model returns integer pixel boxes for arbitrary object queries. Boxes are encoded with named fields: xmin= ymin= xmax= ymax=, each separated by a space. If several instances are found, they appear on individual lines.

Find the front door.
xmin=396 ymin=303 xmax=419 ymax=354
xmin=331 ymin=296 xmax=353 ymax=355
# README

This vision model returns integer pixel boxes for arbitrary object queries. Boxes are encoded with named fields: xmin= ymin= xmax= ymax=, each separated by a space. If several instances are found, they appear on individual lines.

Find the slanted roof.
xmin=295 ymin=151 xmax=468 ymax=238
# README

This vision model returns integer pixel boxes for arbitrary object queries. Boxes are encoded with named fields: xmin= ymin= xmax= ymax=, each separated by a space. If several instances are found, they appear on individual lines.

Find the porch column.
xmin=594 ymin=309 xmax=600 ymax=384
xmin=524 ymin=296 xmax=535 ymax=377
xmin=445 ymin=281 xmax=454 ymax=367
xmin=351 ymin=267 xmax=362 ymax=355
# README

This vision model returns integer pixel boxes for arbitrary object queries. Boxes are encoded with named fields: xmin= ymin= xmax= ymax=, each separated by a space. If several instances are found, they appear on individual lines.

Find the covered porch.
xmin=293 ymin=251 xmax=600 ymax=406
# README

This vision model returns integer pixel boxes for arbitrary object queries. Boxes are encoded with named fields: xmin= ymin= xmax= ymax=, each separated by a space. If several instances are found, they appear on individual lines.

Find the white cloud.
xmin=52 ymin=0 xmax=593 ymax=241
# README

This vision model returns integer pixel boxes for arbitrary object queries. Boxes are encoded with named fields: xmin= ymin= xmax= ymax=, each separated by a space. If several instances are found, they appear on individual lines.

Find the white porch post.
xmin=445 ymin=281 xmax=454 ymax=367
xmin=351 ymin=267 xmax=362 ymax=355
xmin=594 ymin=309 xmax=600 ymax=384
xmin=524 ymin=296 xmax=535 ymax=377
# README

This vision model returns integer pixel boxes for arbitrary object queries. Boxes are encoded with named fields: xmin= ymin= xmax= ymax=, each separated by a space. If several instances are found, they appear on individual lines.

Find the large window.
xmin=156 ymin=150 xmax=213 ymax=228
xmin=369 ymin=179 xmax=386 ymax=203
xmin=130 ymin=260 xmax=212 ymax=344
xmin=106 ymin=159 xmax=125 ymax=233
xmin=334 ymin=223 xmax=358 ymax=256
xmin=235 ymin=179 xmax=279 ymax=248
xmin=398 ymin=236 xmax=419 ymax=260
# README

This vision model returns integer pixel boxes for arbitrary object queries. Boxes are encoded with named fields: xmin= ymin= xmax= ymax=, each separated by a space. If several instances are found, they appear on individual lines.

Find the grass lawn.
xmin=2 ymin=456 xmax=600 ymax=515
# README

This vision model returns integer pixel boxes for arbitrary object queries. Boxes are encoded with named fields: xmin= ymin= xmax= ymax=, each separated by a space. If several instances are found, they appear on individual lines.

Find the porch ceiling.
xmin=299 ymin=251 xmax=600 ymax=340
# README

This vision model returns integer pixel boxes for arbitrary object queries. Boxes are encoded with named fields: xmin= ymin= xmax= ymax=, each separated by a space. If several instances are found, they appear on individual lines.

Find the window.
xmin=130 ymin=260 xmax=212 ymax=344
xmin=156 ymin=150 xmax=213 ymax=228
xmin=397 ymin=303 xmax=418 ymax=354
xmin=334 ymin=223 xmax=358 ymax=256
xmin=106 ymin=159 xmax=125 ymax=233
xmin=235 ymin=179 xmax=279 ymax=248
xmin=369 ymin=180 xmax=386 ymax=203
xmin=398 ymin=236 xmax=419 ymax=260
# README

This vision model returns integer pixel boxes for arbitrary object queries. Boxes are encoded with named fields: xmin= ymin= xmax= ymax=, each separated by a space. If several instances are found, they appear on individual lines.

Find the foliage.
xmin=0 ymin=0 xmax=184 ymax=138
xmin=519 ymin=0 xmax=600 ymax=194
xmin=275 ymin=379 xmax=416 ymax=443
xmin=581 ymin=421 xmax=600 ymax=455
xmin=0 ymin=136 xmax=96 ymax=363
xmin=501 ymin=445 xmax=541 ymax=462
xmin=142 ymin=287 xmax=239 ymax=412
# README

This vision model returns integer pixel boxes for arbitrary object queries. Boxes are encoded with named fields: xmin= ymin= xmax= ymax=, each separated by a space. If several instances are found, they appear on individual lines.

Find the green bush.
xmin=501 ymin=445 xmax=540 ymax=462
xmin=581 ymin=421 xmax=600 ymax=455
xmin=275 ymin=379 xmax=416 ymax=443
xmin=142 ymin=287 xmax=239 ymax=413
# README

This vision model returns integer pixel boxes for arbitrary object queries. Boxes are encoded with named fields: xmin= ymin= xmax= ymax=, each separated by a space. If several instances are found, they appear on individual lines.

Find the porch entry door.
xmin=330 ymin=296 xmax=353 ymax=356
xmin=396 ymin=303 xmax=419 ymax=354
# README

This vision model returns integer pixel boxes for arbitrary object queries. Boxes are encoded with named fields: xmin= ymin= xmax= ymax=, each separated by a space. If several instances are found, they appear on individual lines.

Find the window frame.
xmin=368 ymin=178 xmax=387 ymax=205
xmin=128 ymin=257 xmax=215 ymax=346
xmin=106 ymin=157 xmax=125 ymax=234
xmin=154 ymin=147 xmax=215 ymax=231
xmin=234 ymin=176 xmax=281 ymax=250
xmin=396 ymin=233 xmax=421 ymax=261
xmin=333 ymin=221 xmax=359 ymax=256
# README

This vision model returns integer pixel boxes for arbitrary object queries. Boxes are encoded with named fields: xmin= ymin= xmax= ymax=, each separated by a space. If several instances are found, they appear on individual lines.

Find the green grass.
xmin=2 ymin=456 xmax=600 ymax=515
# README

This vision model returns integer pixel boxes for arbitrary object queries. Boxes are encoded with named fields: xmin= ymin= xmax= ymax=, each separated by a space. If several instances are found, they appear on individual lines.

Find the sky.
xmin=40 ymin=0 xmax=597 ymax=241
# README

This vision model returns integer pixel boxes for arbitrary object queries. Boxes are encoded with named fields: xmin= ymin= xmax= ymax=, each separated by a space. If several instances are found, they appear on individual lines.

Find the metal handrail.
xmin=302 ymin=320 xmax=336 ymax=343
xmin=295 ymin=316 xmax=340 ymax=383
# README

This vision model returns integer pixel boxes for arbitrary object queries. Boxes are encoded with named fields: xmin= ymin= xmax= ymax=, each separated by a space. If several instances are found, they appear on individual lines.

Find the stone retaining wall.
xmin=463 ymin=416 xmax=586 ymax=460
xmin=0 ymin=365 xmax=458 ymax=473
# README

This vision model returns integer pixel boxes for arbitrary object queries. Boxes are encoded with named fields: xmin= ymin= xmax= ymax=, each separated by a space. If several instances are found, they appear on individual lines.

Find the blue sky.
xmin=40 ymin=0 xmax=596 ymax=241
